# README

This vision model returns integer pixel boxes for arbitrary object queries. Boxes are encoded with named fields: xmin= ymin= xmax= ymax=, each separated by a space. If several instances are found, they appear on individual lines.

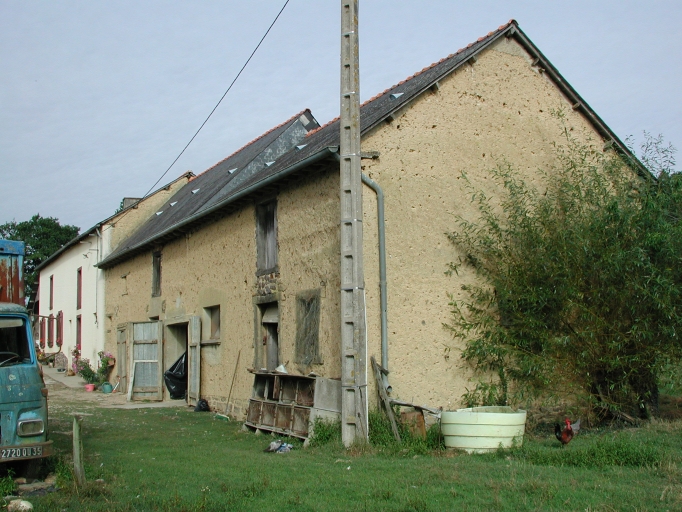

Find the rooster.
xmin=554 ymin=418 xmax=580 ymax=445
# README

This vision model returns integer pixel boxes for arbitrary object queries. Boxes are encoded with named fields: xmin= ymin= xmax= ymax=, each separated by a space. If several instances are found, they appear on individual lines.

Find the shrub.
xmin=446 ymin=127 xmax=682 ymax=420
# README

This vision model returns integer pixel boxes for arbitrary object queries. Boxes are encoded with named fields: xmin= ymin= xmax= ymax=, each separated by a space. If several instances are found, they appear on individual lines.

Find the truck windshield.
xmin=0 ymin=317 xmax=31 ymax=367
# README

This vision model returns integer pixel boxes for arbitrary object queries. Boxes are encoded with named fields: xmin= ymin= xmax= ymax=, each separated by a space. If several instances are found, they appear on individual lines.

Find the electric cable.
xmin=104 ymin=0 xmax=290 ymax=232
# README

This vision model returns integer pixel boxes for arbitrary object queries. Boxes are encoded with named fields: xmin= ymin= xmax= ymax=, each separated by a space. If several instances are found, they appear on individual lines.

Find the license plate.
xmin=0 ymin=446 xmax=43 ymax=460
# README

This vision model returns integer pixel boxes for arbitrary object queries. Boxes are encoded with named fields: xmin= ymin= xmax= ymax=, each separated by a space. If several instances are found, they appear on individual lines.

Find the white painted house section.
xmin=37 ymin=232 xmax=103 ymax=365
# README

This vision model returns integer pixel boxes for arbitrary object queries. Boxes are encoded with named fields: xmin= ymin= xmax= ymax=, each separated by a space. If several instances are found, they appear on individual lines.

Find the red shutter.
xmin=40 ymin=318 xmax=46 ymax=348
xmin=56 ymin=311 xmax=63 ymax=346
xmin=48 ymin=314 xmax=54 ymax=348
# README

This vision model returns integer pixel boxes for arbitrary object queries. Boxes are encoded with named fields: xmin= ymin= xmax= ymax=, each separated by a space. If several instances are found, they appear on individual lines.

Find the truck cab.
xmin=0 ymin=240 xmax=52 ymax=463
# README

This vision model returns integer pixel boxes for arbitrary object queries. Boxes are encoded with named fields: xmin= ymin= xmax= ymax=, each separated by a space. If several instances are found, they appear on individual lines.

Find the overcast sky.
xmin=1 ymin=1 xmax=680 ymax=232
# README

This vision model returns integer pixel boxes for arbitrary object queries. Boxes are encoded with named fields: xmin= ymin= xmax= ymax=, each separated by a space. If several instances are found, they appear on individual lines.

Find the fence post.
xmin=72 ymin=414 xmax=85 ymax=486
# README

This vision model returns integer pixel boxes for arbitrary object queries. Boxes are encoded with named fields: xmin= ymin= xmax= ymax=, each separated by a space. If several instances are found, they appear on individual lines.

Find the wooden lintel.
xmin=360 ymin=151 xmax=380 ymax=160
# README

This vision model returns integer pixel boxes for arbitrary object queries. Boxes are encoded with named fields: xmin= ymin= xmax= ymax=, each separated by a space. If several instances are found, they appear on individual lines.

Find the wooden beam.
xmin=371 ymin=356 xmax=401 ymax=442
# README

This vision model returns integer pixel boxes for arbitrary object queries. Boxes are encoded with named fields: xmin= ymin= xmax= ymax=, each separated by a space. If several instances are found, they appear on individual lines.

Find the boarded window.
xmin=152 ymin=251 xmax=162 ymax=297
xmin=76 ymin=267 xmax=82 ymax=310
xmin=256 ymin=201 xmax=277 ymax=272
xmin=294 ymin=289 xmax=321 ymax=365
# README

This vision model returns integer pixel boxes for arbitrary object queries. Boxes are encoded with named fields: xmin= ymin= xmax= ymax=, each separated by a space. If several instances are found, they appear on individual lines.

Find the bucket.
xmin=84 ymin=384 xmax=96 ymax=392
xmin=441 ymin=406 xmax=526 ymax=453
xmin=101 ymin=382 xmax=113 ymax=394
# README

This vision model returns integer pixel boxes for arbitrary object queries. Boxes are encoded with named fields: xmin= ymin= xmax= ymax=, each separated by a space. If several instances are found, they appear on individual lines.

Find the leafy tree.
xmin=446 ymin=129 xmax=681 ymax=421
xmin=0 ymin=214 xmax=80 ymax=299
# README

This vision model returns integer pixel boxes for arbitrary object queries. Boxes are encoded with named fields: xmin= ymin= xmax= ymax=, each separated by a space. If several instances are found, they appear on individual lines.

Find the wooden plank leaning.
xmin=371 ymin=356 xmax=401 ymax=442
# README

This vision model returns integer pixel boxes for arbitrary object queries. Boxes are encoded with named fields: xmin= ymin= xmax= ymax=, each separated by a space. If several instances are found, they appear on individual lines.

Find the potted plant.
xmin=97 ymin=351 xmax=115 ymax=390
xmin=76 ymin=351 xmax=115 ymax=391
xmin=75 ymin=358 xmax=99 ymax=391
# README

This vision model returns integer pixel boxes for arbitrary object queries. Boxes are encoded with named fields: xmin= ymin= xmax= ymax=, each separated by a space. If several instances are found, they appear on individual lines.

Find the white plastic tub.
xmin=441 ymin=406 xmax=526 ymax=453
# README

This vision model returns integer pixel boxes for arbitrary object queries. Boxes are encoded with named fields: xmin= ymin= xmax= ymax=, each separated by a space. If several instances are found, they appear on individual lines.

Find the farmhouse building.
xmin=97 ymin=21 xmax=635 ymax=432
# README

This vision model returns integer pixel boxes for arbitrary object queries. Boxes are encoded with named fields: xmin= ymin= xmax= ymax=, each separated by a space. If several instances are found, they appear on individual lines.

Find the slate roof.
xmin=99 ymin=110 xmax=320 ymax=267
xmin=99 ymin=20 xmax=641 ymax=268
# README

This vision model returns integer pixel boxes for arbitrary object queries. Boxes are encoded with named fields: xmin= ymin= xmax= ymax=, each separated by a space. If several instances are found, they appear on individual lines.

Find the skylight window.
xmin=170 ymin=202 xmax=178 ymax=207
xmin=296 ymin=144 xmax=307 ymax=150
xmin=192 ymin=188 xmax=200 ymax=194
xmin=265 ymin=161 xmax=275 ymax=167
xmin=390 ymin=92 xmax=404 ymax=100
xmin=156 ymin=211 xmax=163 ymax=216
xmin=228 ymin=168 xmax=238 ymax=174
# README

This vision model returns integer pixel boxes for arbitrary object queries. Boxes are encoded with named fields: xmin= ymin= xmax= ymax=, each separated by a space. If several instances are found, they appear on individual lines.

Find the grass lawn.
xmin=9 ymin=396 xmax=682 ymax=511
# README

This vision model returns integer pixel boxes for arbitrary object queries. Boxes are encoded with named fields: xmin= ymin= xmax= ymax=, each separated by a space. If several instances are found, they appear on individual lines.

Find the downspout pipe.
xmin=361 ymin=173 xmax=391 ymax=392
xmin=332 ymin=152 xmax=391 ymax=391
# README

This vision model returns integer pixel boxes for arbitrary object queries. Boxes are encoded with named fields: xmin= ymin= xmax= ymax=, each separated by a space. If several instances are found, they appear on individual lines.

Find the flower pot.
xmin=441 ymin=406 xmax=527 ymax=453
xmin=101 ymin=382 xmax=113 ymax=394
xmin=84 ymin=384 xmax=96 ymax=392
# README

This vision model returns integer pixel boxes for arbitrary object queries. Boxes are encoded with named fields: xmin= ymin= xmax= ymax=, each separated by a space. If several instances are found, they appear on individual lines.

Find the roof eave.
xmin=509 ymin=25 xmax=650 ymax=178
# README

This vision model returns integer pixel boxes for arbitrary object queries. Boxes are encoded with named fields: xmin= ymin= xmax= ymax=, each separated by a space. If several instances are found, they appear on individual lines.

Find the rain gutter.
xmin=361 ymin=173 xmax=391 ymax=393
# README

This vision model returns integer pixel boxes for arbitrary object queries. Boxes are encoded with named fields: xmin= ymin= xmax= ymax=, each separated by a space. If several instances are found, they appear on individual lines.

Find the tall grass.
xmin=504 ymin=434 xmax=663 ymax=468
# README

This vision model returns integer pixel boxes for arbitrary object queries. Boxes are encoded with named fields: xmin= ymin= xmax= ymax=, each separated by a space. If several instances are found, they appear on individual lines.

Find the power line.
xmin=105 ymin=0 xmax=291 ymax=232
xmin=142 ymin=0 xmax=291 ymax=197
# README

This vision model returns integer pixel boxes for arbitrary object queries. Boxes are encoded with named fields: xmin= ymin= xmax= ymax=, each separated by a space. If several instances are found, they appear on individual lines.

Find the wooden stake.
xmin=72 ymin=415 xmax=85 ymax=486
xmin=225 ymin=349 xmax=241 ymax=416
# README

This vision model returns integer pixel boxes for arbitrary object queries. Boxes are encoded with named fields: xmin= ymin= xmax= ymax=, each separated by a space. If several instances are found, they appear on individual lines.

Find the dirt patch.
xmin=43 ymin=376 xmax=129 ymax=412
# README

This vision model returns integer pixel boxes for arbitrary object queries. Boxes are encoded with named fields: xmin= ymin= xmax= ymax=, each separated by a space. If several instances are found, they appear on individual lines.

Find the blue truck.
xmin=0 ymin=239 xmax=53 ymax=464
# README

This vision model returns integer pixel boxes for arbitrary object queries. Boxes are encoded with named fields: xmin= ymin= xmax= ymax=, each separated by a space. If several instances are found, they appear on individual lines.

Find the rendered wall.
xmin=275 ymin=167 xmax=341 ymax=377
xmin=359 ymin=37 xmax=607 ymax=409
xmin=104 ymin=168 xmax=342 ymax=416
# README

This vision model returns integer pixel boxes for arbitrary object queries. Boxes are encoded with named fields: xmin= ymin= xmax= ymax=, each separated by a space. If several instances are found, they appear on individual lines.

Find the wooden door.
xmin=187 ymin=316 xmax=201 ymax=407
xmin=128 ymin=321 xmax=163 ymax=401
xmin=116 ymin=325 xmax=128 ymax=392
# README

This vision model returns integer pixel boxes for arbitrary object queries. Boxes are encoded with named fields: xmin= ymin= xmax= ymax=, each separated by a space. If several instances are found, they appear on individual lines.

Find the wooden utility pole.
xmin=339 ymin=0 xmax=368 ymax=446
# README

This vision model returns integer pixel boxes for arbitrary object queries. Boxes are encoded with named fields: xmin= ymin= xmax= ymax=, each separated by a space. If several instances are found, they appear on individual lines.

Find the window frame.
xmin=256 ymin=200 xmax=278 ymax=274
xmin=152 ymin=251 xmax=162 ymax=297
xmin=76 ymin=267 xmax=82 ymax=310
xmin=204 ymin=305 xmax=221 ymax=341
xmin=76 ymin=314 xmax=82 ymax=350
